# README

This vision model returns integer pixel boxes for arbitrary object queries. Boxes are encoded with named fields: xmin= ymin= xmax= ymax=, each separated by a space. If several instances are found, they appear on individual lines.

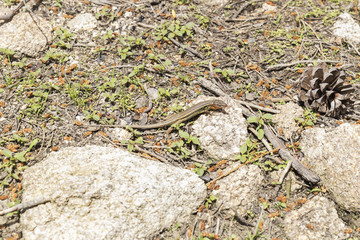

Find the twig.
xmin=233 ymin=1 xmax=253 ymax=18
xmin=236 ymin=100 xmax=280 ymax=114
xmin=0 ymin=197 xmax=49 ymax=216
xmin=278 ymin=159 xmax=293 ymax=184
xmin=134 ymin=145 xmax=169 ymax=163
xmin=225 ymin=16 xmax=268 ymax=22
xmin=240 ymin=107 xmax=320 ymax=183
xmin=197 ymin=77 xmax=226 ymax=97
xmin=301 ymin=20 xmax=324 ymax=58
xmin=346 ymin=40 xmax=360 ymax=56
xmin=0 ymin=0 xmax=26 ymax=21
xmin=266 ymin=60 xmax=340 ymax=71
xmin=98 ymin=133 xmax=169 ymax=163
xmin=253 ymin=207 xmax=264 ymax=237
xmin=169 ymin=37 xmax=204 ymax=59
xmin=248 ymin=127 xmax=272 ymax=151
xmin=206 ymin=148 xmax=279 ymax=188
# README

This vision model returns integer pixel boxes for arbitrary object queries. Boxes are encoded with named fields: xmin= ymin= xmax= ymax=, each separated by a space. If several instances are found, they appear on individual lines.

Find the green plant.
xmin=196 ymin=14 xmax=210 ymax=29
xmin=158 ymin=87 xmax=179 ymax=99
xmin=0 ymin=138 xmax=39 ymax=189
xmin=167 ymin=140 xmax=192 ymax=159
xmin=42 ymin=49 xmax=69 ymax=63
xmin=54 ymin=27 xmax=75 ymax=49
xmin=213 ymin=68 xmax=235 ymax=82
xmin=121 ymin=137 xmax=144 ymax=152
xmin=205 ymin=195 xmax=217 ymax=208
xmin=235 ymin=138 xmax=258 ymax=163
xmin=246 ymin=112 xmax=273 ymax=140
xmin=117 ymin=36 xmax=146 ymax=61
xmin=295 ymin=108 xmax=317 ymax=128
xmin=95 ymin=5 xmax=115 ymax=21
xmin=193 ymin=160 xmax=212 ymax=176
xmin=23 ymin=89 xmax=49 ymax=116
xmin=154 ymin=20 xmax=195 ymax=41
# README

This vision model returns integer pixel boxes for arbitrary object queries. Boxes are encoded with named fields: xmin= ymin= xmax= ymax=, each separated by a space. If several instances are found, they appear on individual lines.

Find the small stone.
xmin=67 ymin=13 xmax=97 ymax=31
xmin=191 ymin=96 xmax=248 ymax=160
xmin=334 ymin=13 xmax=360 ymax=43
xmin=0 ymin=13 xmax=52 ymax=56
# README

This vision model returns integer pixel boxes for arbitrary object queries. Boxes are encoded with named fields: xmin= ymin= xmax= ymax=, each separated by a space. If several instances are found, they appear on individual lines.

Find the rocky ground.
xmin=0 ymin=0 xmax=360 ymax=239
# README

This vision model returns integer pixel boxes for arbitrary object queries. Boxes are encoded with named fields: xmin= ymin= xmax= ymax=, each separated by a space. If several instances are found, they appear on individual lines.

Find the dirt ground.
xmin=0 ymin=0 xmax=360 ymax=239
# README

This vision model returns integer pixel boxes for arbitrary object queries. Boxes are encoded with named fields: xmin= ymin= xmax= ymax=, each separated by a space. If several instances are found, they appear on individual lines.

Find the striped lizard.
xmin=85 ymin=99 xmax=227 ymax=130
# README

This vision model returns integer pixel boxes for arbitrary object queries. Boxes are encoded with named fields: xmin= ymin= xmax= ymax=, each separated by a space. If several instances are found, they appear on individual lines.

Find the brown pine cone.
xmin=298 ymin=63 xmax=355 ymax=118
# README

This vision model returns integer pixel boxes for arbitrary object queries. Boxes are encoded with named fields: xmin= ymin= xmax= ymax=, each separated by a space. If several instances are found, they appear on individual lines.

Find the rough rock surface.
xmin=284 ymin=196 xmax=350 ymax=240
xmin=300 ymin=123 xmax=360 ymax=211
xmin=67 ymin=13 xmax=97 ymax=31
xmin=211 ymin=165 xmax=263 ymax=217
xmin=196 ymin=0 xmax=227 ymax=7
xmin=334 ymin=13 xmax=360 ymax=43
xmin=0 ymin=13 xmax=52 ymax=56
xmin=192 ymin=97 xmax=248 ymax=160
xmin=273 ymin=102 xmax=303 ymax=139
xmin=20 ymin=146 xmax=207 ymax=240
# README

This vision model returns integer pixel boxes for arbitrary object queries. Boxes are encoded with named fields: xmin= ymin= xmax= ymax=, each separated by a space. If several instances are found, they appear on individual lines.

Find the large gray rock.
xmin=284 ymin=196 xmax=350 ymax=240
xmin=300 ymin=123 xmax=360 ymax=211
xmin=20 ymin=146 xmax=207 ymax=240
xmin=0 ymin=13 xmax=52 ymax=56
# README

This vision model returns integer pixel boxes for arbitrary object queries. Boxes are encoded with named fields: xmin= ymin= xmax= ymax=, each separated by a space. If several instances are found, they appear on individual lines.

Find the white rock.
xmin=284 ymin=196 xmax=350 ymax=240
xmin=300 ymin=123 xmax=360 ymax=211
xmin=211 ymin=165 xmax=263 ymax=217
xmin=192 ymin=97 xmax=248 ymax=160
xmin=0 ymin=13 xmax=52 ymax=56
xmin=273 ymin=102 xmax=303 ymax=139
xmin=196 ymin=0 xmax=227 ymax=7
xmin=20 ymin=146 xmax=207 ymax=240
xmin=67 ymin=13 xmax=97 ymax=32
xmin=333 ymin=13 xmax=360 ymax=43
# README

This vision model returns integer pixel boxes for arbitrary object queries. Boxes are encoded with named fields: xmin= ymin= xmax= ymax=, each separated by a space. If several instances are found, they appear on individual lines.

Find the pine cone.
xmin=298 ymin=63 xmax=355 ymax=118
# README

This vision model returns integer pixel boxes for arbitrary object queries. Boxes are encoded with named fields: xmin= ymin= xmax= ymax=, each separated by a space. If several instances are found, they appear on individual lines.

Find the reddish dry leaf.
xmin=200 ymin=220 xmax=205 ymax=231
xmin=66 ymin=64 xmax=77 ymax=73
xmin=306 ymin=224 xmax=314 ymax=230
xmin=297 ymin=198 xmax=307 ymax=205
xmin=52 ymin=146 xmax=59 ymax=151
xmin=99 ymin=131 xmax=107 ymax=137
xmin=268 ymin=211 xmax=280 ymax=218
xmin=0 ymin=195 xmax=9 ymax=200
xmin=0 ymin=101 xmax=5 ymax=108
xmin=83 ymin=132 xmax=92 ymax=138
xmin=63 ymin=14 xmax=74 ymax=19
xmin=64 ymin=136 xmax=74 ymax=141
xmin=7 ymin=144 xmax=20 ymax=152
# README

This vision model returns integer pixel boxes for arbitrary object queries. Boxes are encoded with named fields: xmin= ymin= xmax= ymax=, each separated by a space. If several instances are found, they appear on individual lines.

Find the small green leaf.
xmin=190 ymin=136 xmax=200 ymax=145
xmin=239 ymin=143 xmax=247 ymax=154
xmin=168 ymin=32 xmax=175 ymax=38
xmin=247 ymin=116 xmax=258 ymax=123
xmin=14 ymin=151 xmax=27 ymax=162
xmin=179 ymin=130 xmax=189 ymax=139
xmin=262 ymin=113 xmax=273 ymax=120
xmin=1 ymin=149 xmax=12 ymax=158
xmin=257 ymin=129 xmax=264 ymax=140
xmin=28 ymin=138 xmax=40 ymax=152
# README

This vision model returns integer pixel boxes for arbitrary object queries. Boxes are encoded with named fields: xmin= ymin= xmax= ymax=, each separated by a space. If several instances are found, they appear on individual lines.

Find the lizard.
xmin=85 ymin=99 xmax=227 ymax=130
